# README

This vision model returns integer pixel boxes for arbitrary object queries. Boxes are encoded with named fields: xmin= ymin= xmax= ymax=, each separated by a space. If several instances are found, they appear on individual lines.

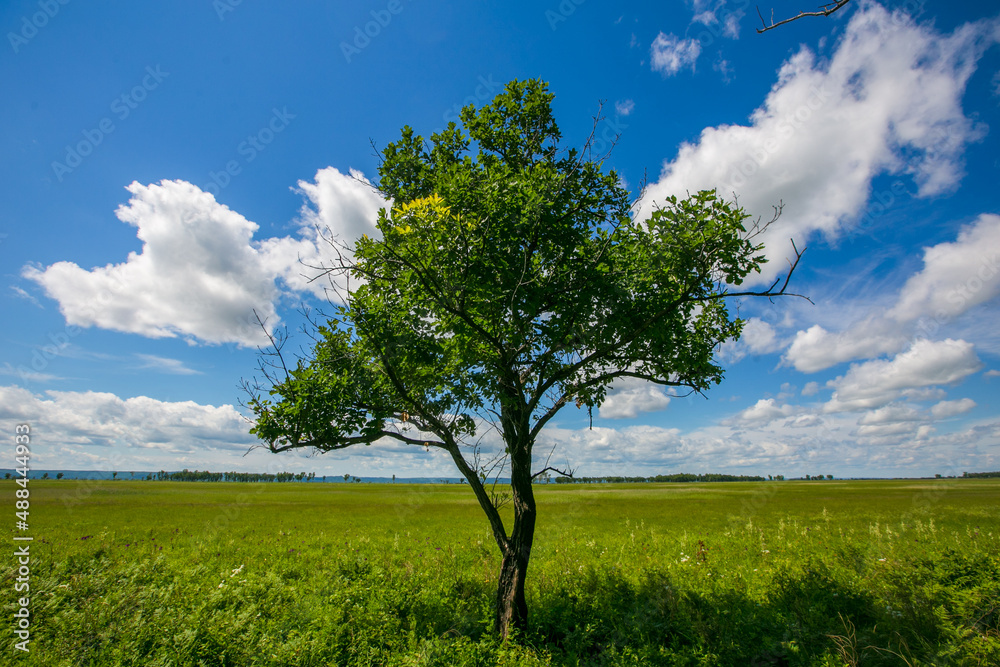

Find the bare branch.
xmin=756 ymin=0 xmax=852 ymax=33
xmin=531 ymin=466 xmax=574 ymax=480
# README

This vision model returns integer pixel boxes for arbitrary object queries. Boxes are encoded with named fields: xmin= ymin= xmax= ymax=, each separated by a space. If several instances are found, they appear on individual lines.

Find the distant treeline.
xmin=553 ymin=473 xmax=770 ymax=484
xmin=150 ymin=470 xmax=321 ymax=483
xmin=963 ymin=471 xmax=1000 ymax=478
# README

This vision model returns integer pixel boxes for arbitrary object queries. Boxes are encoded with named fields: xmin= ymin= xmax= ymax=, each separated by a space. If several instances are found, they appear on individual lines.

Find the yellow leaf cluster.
xmin=394 ymin=194 xmax=451 ymax=234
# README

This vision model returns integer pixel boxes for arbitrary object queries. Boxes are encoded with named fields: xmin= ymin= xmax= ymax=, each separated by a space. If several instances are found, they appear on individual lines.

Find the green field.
xmin=3 ymin=479 xmax=999 ymax=666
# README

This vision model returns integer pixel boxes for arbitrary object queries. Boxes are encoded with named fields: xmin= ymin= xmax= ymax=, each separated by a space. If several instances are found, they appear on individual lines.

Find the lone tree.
xmin=246 ymin=79 xmax=804 ymax=638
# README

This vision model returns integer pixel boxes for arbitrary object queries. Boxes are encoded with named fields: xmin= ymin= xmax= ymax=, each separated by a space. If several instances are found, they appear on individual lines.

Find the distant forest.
xmin=131 ymin=470 xmax=775 ymax=484
xmin=150 ymin=470 xmax=321 ymax=483
xmin=24 ymin=470 xmax=992 ymax=483
xmin=552 ymin=473 xmax=772 ymax=484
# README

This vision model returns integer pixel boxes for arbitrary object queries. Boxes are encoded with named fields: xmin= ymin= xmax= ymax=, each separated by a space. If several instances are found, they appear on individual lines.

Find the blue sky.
xmin=2 ymin=0 xmax=999 ymax=478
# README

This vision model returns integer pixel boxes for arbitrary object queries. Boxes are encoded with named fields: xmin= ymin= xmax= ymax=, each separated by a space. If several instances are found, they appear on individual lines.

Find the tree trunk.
xmin=494 ymin=447 xmax=536 ymax=639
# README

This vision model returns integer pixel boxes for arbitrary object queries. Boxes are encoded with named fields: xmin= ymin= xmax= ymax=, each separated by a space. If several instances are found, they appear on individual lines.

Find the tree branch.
xmin=445 ymin=442 xmax=510 ymax=551
xmin=532 ymin=466 xmax=573 ymax=480
xmin=756 ymin=0 xmax=852 ymax=33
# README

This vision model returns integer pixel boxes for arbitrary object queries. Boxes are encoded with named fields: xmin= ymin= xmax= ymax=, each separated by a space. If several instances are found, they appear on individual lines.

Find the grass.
xmin=2 ymin=478 xmax=999 ymax=665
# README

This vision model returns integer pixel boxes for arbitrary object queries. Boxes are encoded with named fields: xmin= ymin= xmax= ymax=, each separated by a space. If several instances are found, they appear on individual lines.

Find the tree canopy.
xmin=246 ymin=78 xmax=803 ymax=637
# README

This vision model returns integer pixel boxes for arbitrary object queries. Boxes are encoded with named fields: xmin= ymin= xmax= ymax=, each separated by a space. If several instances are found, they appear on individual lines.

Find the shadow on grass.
xmin=515 ymin=551 xmax=999 ymax=666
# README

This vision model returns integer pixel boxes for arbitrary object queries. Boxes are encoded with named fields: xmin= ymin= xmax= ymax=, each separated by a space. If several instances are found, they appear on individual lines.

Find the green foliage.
xmin=6 ymin=479 xmax=1000 ymax=666
xmin=249 ymin=78 xmax=780 ymax=458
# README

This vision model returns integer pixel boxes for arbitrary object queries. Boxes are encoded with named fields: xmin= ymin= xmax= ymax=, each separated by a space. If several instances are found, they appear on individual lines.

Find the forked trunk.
xmin=495 ymin=522 xmax=532 ymax=637
xmin=494 ymin=448 xmax=537 ymax=639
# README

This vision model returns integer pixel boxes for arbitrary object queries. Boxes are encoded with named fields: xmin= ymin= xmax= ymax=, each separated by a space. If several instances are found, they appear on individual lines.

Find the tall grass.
xmin=3 ymin=479 xmax=998 ymax=665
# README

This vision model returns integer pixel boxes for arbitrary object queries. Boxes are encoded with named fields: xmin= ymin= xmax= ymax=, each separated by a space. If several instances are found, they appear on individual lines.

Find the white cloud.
xmin=930 ymin=398 xmax=976 ymax=419
xmin=134 ymin=354 xmax=202 ymax=375
xmin=259 ymin=167 xmax=387 ymax=300
xmin=23 ymin=181 xmax=281 ymax=347
xmin=690 ymin=0 xmax=742 ymax=39
xmin=11 ymin=286 xmax=41 ymax=308
xmin=889 ymin=214 xmax=1000 ymax=323
xmin=615 ymin=99 xmax=635 ymax=116
xmin=722 ymin=11 xmax=741 ymax=39
xmin=22 ymin=170 xmax=386 ymax=347
xmin=785 ymin=214 xmax=1000 ymax=371
xmin=784 ymin=414 xmax=823 ymax=428
xmin=599 ymin=378 xmax=671 ymax=419
xmin=856 ymin=421 xmax=923 ymax=438
xmin=717 ymin=317 xmax=783 ymax=362
xmin=730 ymin=398 xmax=796 ymax=424
xmin=650 ymin=33 xmax=702 ymax=76
xmin=825 ymin=338 xmax=981 ymax=412
xmin=0 ymin=385 xmax=256 ymax=456
xmin=986 ymin=370 xmax=1000 ymax=378
xmin=801 ymin=381 xmax=820 ymax=396
xmin=2 ymin=378 xmax=990 ymax=478
xmin=0 ymin=363 xmax=61 ymax=383
xmin=636 ymin=4 xmax=999 ymax=286
xmin=785 ymin=322 xmax=907 ymax=373
xmin=857 ymin=403 xmax=924 ymax=425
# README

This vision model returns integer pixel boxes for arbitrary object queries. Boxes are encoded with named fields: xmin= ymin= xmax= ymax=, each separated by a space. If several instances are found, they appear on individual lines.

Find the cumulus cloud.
xmin=784 ymin=414 xmax=823 ymax=428
xmin=930 ymin=398 xmax=976 ymax=419
xmin=825 ymin=338 xmax=981 ymax=412
xmin=0 ymin=384 xmax=256 ymax=455
xmin=650 ymin=33 xmax=702 ymax=75
xmin=258 ymin=167 xmax=387 ymax=299
xmin=889 ymin=214 xmax=1000 ymax=323
xmin=729 ymin=398 xmax=797 ymax=424
xmin=636 ymin=4 xmax=999 ymax=286
xmin=785 ymin=213 xmax=1000 ymax=371
xmin=599 ymin=378 xmax=671 ymax=419
xmin=717 ymin=317 xmax=784 ymax=362
xmin=857 ymin=403 xmax=924 ymax=425
xmin=24 ymin=180 xmax=279 ymax=346
xmin=785 ymin=322 xmax=908 ymax=373
xmin=23 ymin=170 xmax=386 ymax=346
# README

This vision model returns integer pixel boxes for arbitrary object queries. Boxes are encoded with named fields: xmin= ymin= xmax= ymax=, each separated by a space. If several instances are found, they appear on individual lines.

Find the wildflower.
xmin=218 ymin=582 xmax=225 ymax=588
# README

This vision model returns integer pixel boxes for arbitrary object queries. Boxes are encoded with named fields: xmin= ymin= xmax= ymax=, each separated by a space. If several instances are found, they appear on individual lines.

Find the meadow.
xmin=2 ymin=478 xmax=998 ymax=666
